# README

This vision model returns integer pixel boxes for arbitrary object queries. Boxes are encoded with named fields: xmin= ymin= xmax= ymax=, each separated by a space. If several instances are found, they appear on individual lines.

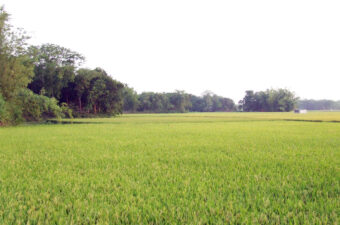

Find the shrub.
xmin=0 ymin=94 xmax=9 ymax=125
xmin=61 ymin=103 xmax=73 ymax=119
xmin=17 ymin=89 xmax=63 ymax=121
xmin=8 ymin=104 xmax=24 ymax=125
xmin=0 ymin=93 xmax=25 ymax=125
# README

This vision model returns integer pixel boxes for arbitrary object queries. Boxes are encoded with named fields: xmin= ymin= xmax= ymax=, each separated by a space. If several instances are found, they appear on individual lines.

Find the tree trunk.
xmin=93 ymin=104 xmax=97 ymax=114
xmin=78 ymin=97 xmax=82 ymax=111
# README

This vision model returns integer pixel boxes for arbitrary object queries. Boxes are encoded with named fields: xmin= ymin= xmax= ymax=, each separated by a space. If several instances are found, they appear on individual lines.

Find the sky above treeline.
xmin=2 ymin=0 xmax=340 ymax=101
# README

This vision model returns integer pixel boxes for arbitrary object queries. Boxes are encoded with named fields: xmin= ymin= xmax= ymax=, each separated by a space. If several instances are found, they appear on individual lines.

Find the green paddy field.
xmin=0 ymin=112 xmax=339 ymax=224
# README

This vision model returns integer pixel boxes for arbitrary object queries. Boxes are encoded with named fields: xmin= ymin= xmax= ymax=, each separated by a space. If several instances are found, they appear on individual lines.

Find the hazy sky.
xmin=2 ymin=0 xmax=340 ymax=101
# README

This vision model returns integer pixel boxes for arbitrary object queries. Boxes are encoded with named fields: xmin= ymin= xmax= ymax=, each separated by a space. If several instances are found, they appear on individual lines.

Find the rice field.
xmin=0 ymin=112 xmax=339 ymax=224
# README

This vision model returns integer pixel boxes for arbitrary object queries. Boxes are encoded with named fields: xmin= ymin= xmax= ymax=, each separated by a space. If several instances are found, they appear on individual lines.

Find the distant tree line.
xmin=0 ymin=7 xmax=67 ymax=125
xmin=28 ymin=43 xmax=124 ymax=117
xmin=0 ymin=7 xmax=236 ymax=125
xmin=27 ymin=43 xmax=237 ymax=115
xmin=298 ymin=99 xmax=340 ymax=110
xmin=0 ymin=7 xmax=124 ymax=125
xmin=0 ymin=7 xmax=338 ymax=125
xmin=122 ymin=89 xmax=236 ymax=113
xmin=239 ymin=89 xmax=298 ymax=112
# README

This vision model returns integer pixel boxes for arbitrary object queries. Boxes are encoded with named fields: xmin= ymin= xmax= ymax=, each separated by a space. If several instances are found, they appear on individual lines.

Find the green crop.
xmin=0 ymin=112 xmax=339 ymax=224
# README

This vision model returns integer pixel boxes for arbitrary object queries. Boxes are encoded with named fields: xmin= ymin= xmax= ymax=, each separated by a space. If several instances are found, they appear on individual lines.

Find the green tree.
xmin=298 ymin=99 xmax=340 ymax=110
xmin=0 ymin=6 xmax=34 ymax=101
xmin=0 ymin=93 xmax=8 ymax=124
xmin=122 ymin=85 xmax=139 ymax=112
xmin=0 ymin=6 xmax=39 ymax=125
xmin=73 ymin=68 xmax=101 ymax=112
xmin=189 ymin=95 xmax=205 ymax=112
xmin=167 ymin=90 xmax=191 ymax=113
xmin=17 ymin=89 xmax=63 ymax=121
xmin=241 ymin=89 xmax=297 ymax=112
xmin=28 ymin=44 xmax=84 ymax=99
xmin=219 ymin=97 xmax=235 ymax=111
xmin=242 ymin=90 xmax=257 ymax=112
xmin=87 ymin=68 xmax=124 ymax=115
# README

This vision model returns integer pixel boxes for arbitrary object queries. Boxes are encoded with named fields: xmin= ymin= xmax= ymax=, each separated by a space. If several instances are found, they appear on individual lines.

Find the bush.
xmin=17 ymin=89 xmax=63 ymax=121
xmin=1 ymin=89 xmax=71 ymax=125
xmin=61 ymin=103 xmax=73 ymax=119
xmin=0 ymin=93 xmax=25 ymax=125
xmin=8 ymin=104 xmax=24 ymax=125
xmin=0 ymin=94 xmax=9 ymax=125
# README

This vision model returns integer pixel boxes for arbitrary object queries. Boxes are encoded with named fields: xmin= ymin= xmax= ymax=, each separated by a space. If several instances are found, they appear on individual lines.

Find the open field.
xmin=0 ymin=112 xmax=339 ymax=224
xmin=55 ymin=111 xmax=340 ymax=124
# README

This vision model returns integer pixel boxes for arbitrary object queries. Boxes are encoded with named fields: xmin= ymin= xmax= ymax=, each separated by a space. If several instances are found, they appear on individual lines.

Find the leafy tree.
xmin=136 ymin=91 xmax=235 ymax=113
xmin=137 ymin=92 xmax=169 ymax=113
xmin=27 ymin=44 xmax=124 ymax=117
xmin=198 ymin=91 xmax=235 ymax=112
xmin=85 ymin=68 xmax=124 ymax=115
xmin=241 ymin=89 xmax=298 ymax=112
xmin=17 ymin=89 xmax=63 ymax=121
xmin=0 ymin=6 xmax=43 ymax=125
xmin=298 ymin=99 xmax=340 ymax=110
xmin=237 ymin=100 xmax=244 ymax=111
xmin=0 ymin=93 xmax=8 ymax=124
xmin=167 ymin=90 xmax=191 ymax=113
xmin=218 ymin=97 xmax=235 ymax=111
xmin=201 ymin=91 xmax=214 ymax=112
xmin=189 ymin=95 xmax=205 ymax=112
xmin=0 ymin=6 xmax=34 ymax=101
xmin=122 ymin=85 xmax=139 ymax=112
xmin=137 ymin=92 xmax=152 ymax=112
xmin=72 ymin=68 xmax=101 ymax=112
xmin=28 ymin=44 xmax=84 ymax=99
xmin=242 ymin=90 xmax=257 ymax=112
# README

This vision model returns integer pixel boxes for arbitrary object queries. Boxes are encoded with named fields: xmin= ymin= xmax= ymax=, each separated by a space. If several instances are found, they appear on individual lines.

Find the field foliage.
xmin=0 ymin=112 xmax=339 ymax=224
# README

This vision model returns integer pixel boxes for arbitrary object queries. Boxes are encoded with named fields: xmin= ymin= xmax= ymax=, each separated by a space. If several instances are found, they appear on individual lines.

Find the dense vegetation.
xmin=0 ymin=6 xmax=338 ymax=126
xmin=0 ymin=112 xmax=339 ymax=224
xmin=298 ymin=99 xmax=340 ymax=110
xmin=0 ymin=7 xmax=63 ymax=125
xmin=1 ymin=5 xmax=339 ymax=224
xmin=27 ymin=44 xmax=125 ymax=117
xmin=123 ymin=89 xmax=236 ymax=113
xmin=0 ymin=7 xmax=237 ymax=125
xmin=239 ymin=89 xmax=298 ymax=112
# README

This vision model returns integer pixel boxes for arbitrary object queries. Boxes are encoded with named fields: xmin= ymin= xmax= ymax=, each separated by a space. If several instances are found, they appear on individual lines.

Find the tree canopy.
xmin=240 ymin=89 xmax=298 ymax=112
xmin=0 ymin=6 xmax=33 ymax=101
xmin=298 ymin=99 xmax=340 ymax=110
xmin=28 ymin=43 xmax=85 ymax=99
xmin=0 ymin=7 xmax=124 ymax=124
xmin=121 ymin=90 xmax=236 ymax=113
xmin=1 ymin=5 xmax=338 ymax=126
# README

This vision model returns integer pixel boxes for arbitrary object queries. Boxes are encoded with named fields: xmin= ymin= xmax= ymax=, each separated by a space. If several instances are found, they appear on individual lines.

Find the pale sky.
xmin=2 ymin=0 xmax=340 ymax=101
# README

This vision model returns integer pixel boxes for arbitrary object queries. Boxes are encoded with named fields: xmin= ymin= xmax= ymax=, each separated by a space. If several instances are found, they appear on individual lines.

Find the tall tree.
xmin=85 ymin=68 xmax=124 ymax=115
xmin=28 ymin=44 xmax=85 ymax=99
xmin=72 ymin=68 xmax=101 ymax=112
xmin=241 ymin=89 xmax=298 ymax=112
xmin=0 ymin=6 xmax=33 ymax=100
xmin=122 ymin=85 xmax=139 ymax=112
xmin=298 ymin=99 xmax=340 ymax=110
xmin=168 ymin=90 xmax=191 ymax=113
xmin=0 ymin=7 xmax=64 ymax=124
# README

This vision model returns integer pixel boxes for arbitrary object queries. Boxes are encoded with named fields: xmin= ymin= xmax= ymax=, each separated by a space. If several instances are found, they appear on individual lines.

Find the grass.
xmin=0 ymin=112 xmax=339 ymax=224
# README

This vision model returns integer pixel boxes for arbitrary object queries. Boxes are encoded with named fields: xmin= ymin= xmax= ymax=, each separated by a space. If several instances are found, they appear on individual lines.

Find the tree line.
xmin=0 ymin=7 xmax=337 ymax=125
xmin=0 ymin=7 xmax=237 ymax=125
xmin=239 ymin=89 xmax=298 ymax=112
xmin=0 ymin=6 xmax=127 ymax=125
xmin=123 ymin=89 xmax=235 ymax=113
xmin=28 ymin=43 xmax=124 ymax=117
xmin=298 ymin=99 xmax=340 ymax=110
